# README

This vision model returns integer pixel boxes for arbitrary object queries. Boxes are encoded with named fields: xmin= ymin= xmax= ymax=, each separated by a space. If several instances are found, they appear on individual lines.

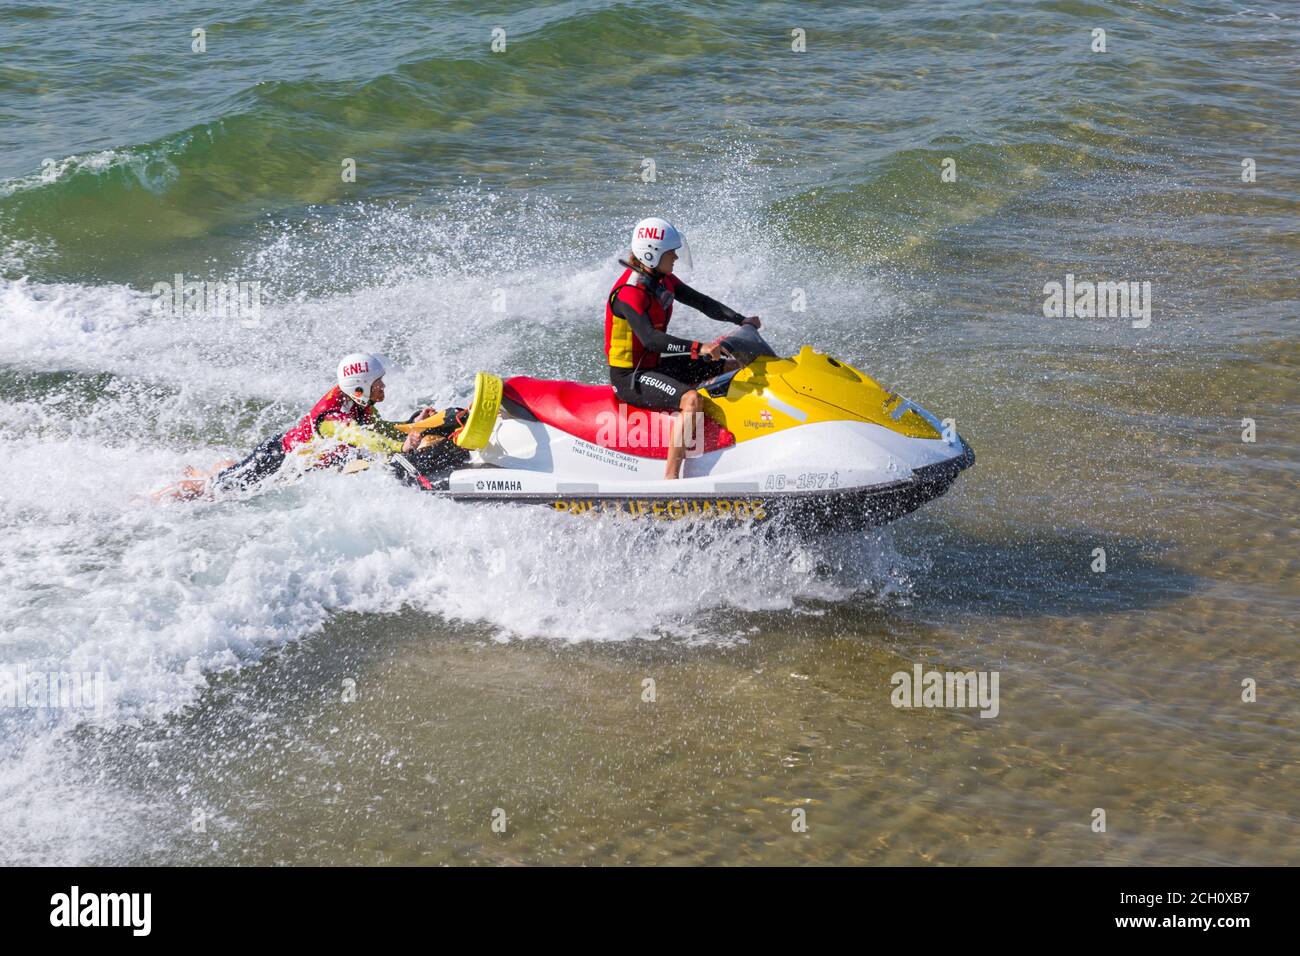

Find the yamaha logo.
xmin=477 ymin=480 xmax=522 ymax=492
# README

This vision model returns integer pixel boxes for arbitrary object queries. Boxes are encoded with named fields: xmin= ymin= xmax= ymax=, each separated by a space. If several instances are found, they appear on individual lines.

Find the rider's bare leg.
xmin=184 ymin=459 xmax=236 ymax=478
xmin=152 ymin=477 xmax=208 ymax=502
xmin=664 ymin=390 xmax=700 ymax=480
xmin=154 ymin=459 xmax=238 ymax=502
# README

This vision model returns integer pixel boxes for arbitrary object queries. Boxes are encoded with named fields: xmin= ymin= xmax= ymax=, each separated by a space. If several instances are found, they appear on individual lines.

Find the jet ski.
xmin=390 ymin=327 xmax=974 ymax=527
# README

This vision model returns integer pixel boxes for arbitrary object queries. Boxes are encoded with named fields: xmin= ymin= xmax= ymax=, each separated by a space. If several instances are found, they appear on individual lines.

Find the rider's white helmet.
xmin=336 ymin=352 xmax=385 ymax=406
xmin=630 ymin=217 xmax=692 ymax=271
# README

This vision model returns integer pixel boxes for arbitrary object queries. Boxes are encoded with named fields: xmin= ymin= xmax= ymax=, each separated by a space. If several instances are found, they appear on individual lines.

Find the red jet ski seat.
xmin=502 ymin=377 xmax=735 ymax=460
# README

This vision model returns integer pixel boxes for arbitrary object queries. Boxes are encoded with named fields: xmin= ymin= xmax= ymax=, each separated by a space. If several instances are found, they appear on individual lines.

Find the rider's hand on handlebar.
xmin=742 ymin=315 xmax=762 ymax=329
xmin=700 ymin=338 xmax=726 ymax=360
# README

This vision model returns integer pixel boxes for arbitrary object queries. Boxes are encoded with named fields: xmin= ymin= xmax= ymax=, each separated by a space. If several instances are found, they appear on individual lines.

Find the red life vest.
xmin=280 ymin=385 xmax=375 ymax=453
xmin=605 ymin=267 xmax=680 ymax=370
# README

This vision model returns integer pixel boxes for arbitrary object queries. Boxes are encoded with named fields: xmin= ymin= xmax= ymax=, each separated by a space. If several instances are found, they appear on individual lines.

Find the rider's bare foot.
xmin=151 ymin=478 xmax=208 ymax=502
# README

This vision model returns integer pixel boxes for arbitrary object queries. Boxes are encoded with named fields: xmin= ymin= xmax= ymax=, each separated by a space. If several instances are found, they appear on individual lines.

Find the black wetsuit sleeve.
xmin=673 ymin=282 xmax=747 ymax=324
xmin=611 ymin=295 xmax=698 ymax=355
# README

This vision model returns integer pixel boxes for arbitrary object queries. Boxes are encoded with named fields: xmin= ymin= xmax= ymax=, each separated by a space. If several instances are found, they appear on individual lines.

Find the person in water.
xmin=605 ymin=217 xmax=760 ymax=480
xmin=156 ymin=352 xmax=465 ymax=500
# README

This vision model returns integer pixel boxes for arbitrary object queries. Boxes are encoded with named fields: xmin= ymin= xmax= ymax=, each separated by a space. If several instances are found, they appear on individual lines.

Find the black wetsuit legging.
xmin=609 ymin=356 xmax=728 ymax=412
xmin=209 ymin=434 xmax=287 ymax=493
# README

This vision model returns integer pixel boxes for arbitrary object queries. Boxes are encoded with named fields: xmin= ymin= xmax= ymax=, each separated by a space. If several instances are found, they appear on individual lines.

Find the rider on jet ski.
xmin=606 ymin=217 xmax=761 ymax=479
xmin=155 ymin=353 xmax=465 ymax=500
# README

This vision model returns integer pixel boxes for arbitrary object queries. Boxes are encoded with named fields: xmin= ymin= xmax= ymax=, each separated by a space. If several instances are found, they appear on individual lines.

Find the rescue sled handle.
xmin=392 ymin=372 xmax=503 ymax=450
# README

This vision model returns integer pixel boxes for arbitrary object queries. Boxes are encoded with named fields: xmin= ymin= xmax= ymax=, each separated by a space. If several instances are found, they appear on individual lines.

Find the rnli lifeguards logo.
xmin=341 ymin=361 xmax=369 ymax=376
xmin=551 ymin=498 xmax=768 ymax=521
xmin=636 ymin=226 xmax=666 ymax=240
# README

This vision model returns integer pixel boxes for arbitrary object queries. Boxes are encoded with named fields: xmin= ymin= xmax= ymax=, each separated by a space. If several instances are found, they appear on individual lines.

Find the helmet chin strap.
xmin=620 ymin=257 xmax=664 ymax=286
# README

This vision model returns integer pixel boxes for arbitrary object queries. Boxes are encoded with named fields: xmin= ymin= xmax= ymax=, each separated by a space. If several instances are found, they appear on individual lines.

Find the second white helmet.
xmin=337 ymin=352 xmax=385 ymax=406
xmin=630 ymin=217 xmax=692 ymax=271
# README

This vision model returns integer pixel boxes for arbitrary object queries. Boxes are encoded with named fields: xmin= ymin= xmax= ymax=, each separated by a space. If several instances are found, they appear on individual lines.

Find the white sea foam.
xmin=0 ymin=198 xmax=909 ymax=862
xmin=2 ymin=341 xmax=903 ymax=685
